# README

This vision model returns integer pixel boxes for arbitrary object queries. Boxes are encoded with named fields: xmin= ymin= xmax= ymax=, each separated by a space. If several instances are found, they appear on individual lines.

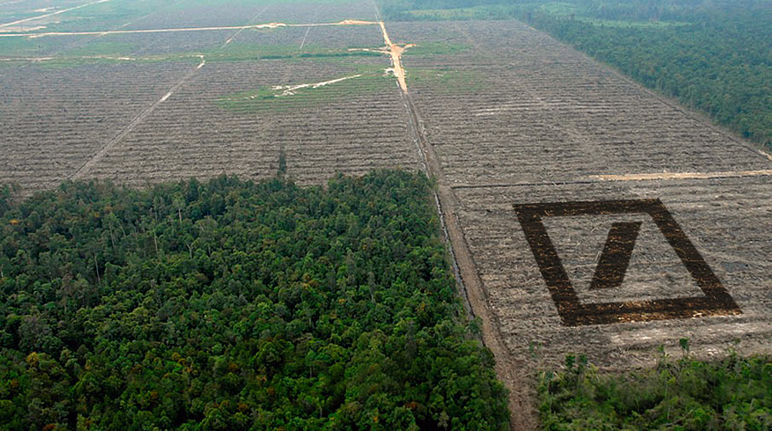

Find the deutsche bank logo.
xmin=513 ymin=199 xmax=741 ymax=326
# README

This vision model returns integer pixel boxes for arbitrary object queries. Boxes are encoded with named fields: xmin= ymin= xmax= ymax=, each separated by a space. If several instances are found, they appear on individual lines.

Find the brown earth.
xmin=1 ymin=5 xmax=770 ymax=431
xmin=393 ymin=19 xmax=771 ymax=430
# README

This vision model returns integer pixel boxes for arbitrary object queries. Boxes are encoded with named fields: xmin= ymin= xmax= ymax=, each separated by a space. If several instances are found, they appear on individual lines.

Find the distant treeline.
xmin=381 ymin=0 xmax=771 ymax=147
xmin=0 ymin=172 xmax=510 ymax=430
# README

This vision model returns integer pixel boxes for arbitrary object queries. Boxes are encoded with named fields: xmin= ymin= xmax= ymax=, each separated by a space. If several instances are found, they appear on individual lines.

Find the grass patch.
xmin=216 ymin=67 xmax=392 ymax=113
xmin=63 ymin=41 xmax=137 ymax=57
xmin=0 ymin=37 xmax=49 ymax=57
xmin=403 ymin=41 xmax=469 ymax=57
xmin=406 ymin=67 xmax=486 ymax=94
xmin=209 ymin=41 xmax=383 ymax=62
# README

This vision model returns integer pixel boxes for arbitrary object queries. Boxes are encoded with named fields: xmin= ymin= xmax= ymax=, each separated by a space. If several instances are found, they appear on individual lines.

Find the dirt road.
xmin=0 ymin=0 xmax=111 ymax=30
xmin=374 ymin=16 xmax=539 ymax=430
xmin=0 ymin=19 xmax=380 ymax=38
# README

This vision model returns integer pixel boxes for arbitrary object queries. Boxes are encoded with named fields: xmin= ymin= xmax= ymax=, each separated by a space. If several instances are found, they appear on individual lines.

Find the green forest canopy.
xmin=380 ymin=0 xmax=771 ymax=147
xmin=0 ymin=171 xmax=509 ymax=430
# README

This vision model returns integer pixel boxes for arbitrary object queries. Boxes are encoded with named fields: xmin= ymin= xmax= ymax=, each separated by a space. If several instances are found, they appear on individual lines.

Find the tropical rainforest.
xmin=381 ymin=0 xmax=771 ymax=147
xmin=0 ymin=172 xmax=510 ymax=430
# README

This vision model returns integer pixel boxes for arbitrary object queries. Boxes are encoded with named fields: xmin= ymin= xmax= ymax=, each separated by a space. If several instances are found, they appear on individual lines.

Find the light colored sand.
xmin=590 ymin=169 xmax=772 ymax=181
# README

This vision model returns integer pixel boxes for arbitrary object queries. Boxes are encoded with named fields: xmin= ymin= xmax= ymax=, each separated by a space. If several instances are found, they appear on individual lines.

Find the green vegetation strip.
xmin=0 ymin=42 xmax=385 ymax=69
xmin=540 ymin=348 xmax=771 ymax=430
xmin=216 ymin=67 xmax=392 ymax=112
xmin=407 ymin=68 xmax=486 ymax=94
xmin=0 ymin=172 xmax=509 ymax=430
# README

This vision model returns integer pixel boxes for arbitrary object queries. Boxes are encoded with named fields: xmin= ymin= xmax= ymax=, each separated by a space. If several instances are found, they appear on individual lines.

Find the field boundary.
xmin=71 ymin=6 xmax=275 ymax=180
xmin=0 ymin=20 xmax=381 ymax=38
xmin=513 ymin=19 xmax=771 ymax=158
xmin=373 ymin=5 xmax=537 ymax=428
xmin=0 ymin=0 xmax=111 ymax=30
xmin=71 ymin=55 xmax=206 ymax=180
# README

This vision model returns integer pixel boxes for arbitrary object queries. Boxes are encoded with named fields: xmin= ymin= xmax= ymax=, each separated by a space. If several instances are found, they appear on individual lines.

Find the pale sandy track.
xmin=71 ymin=55 xmax=206 ymax=180
xmin=272 ymin=74 xmax=363 ymax=96
xmin=221 ymin=6 xmax=270 ymax=48
xmin=0 ymin=20 xmax=380 ymax=38
xmin=0 ymin=0 xmax=111 ymax=29
xmin=0 ymin=0 xmax=25 ymax=7
xmin=297 ymin=8 xmax=319 ymax=50
xmin=377 ymin=21 xmax=409 ymax=93
xmin=71 ymin=5 xmax=283 ymax=179
xmin=590 ymin=169 xmax=772 ymax=181
xmin=299 ymin=25 xmax=312 ymax=50
xmin=373 ymin=9 xmax=533 ymax=430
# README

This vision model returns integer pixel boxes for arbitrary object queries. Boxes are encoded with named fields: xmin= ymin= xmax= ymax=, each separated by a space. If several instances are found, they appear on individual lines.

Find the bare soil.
xmin=1 ymin=7 xmax=769 ymax=431
xmin=395 ymin=19 xmax=771 ymax=430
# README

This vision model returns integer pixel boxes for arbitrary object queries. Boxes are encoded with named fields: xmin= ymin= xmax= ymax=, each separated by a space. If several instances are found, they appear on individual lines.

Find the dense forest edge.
xmin=540 ymin=346 xmax=771 ymax=430
xmin=0 ymin=171 xmax=510 ymax=430
xmin=379 ymin=0 xmax=771 ymax=148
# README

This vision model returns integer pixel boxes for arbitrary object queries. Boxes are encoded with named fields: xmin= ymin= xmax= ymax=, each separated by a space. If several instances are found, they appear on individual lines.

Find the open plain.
xmin=1 ymin=1 xmax=770 ymax=429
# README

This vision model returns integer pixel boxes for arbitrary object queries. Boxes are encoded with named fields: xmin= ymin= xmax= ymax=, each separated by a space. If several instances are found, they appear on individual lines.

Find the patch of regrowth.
xmin=406 ymin=67 xmax=486 ymax=93
xmin=206 ymin=42 xmax=384 ymax=62
xmin=63 ymin=41 xmax=137 ymax=57
xmin=402 ymin=41 xmax=469 ymax=57
xmin=216 ymin=68 xmax=393 ymax=112
xmin=0 ymin=37 xmax=51 ymax=57
xmin=539 ymin=349 xmax=771 ymax=430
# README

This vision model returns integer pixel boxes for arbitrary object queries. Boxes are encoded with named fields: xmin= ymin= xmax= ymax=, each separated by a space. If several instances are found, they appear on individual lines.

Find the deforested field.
xmin=0 ymin=0 xmax=418 ymax=191
xmin=392 ymin=19 xmax=771 ymax=427
xmin=1 ymin=1 xmax=770 ymax=429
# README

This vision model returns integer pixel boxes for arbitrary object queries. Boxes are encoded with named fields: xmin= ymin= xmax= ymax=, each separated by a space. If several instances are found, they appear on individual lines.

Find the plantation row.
xmin=395 ymin=20 xmax=768 ymax=186
xmin=1 ymin=22 xmax=418 ymax=194
xmin=0 ymin=62 xmax=193 ymax=191
xmin=453 ymin=176 xmax=772 ymax=367
xmin=82 ymin=55 xmax=419 ymax=188
xmin=380 ymin=0 xmax=771 ymax=147
xmin=384 ymin=19 xmax=771 ymax=374
xmin=0 ymin=0 xmax=378 ymax=34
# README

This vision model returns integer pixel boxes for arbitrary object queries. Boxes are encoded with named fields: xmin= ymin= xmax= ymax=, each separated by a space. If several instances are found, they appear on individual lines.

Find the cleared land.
xmin=394 ymin=19 xmax=771 ymax=427
xmin=0 ymin=2 xmax=770 ymax=430
xmin=0 ymin=1 xmax=419 ymax=192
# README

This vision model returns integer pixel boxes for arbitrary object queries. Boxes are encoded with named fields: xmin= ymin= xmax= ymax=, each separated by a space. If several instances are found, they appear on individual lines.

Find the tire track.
xmin=72 ymin=5 xmax=271 ymax=180
xmin=0 ymin=20 xmax=380 ymax=38
xmin=299 ymin=25 xmax=312 ymax=50
xmin=0 ymin=0 xmax=111 ymax=29
xmin=71 ymin=55 xmax=206 ymax=179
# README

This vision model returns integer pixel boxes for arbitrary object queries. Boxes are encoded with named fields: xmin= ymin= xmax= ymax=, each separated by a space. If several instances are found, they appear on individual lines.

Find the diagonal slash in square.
xmin=513 ymin=199 xmax=741 ymax=326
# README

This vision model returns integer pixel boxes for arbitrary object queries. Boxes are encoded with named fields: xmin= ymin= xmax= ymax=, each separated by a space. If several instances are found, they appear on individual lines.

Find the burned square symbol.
xmin=513 ymin=199 xmax=741 ymax=326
